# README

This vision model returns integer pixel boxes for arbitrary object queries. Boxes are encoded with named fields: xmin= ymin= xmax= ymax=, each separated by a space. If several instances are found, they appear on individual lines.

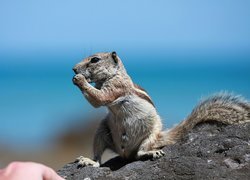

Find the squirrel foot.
xmin=152 ymin=150 xmax=165 ymax=159
xmin=137 ymin=150 xmax=165 ymax=160
xmin=75 ymin=156 xmax=100 ymax=168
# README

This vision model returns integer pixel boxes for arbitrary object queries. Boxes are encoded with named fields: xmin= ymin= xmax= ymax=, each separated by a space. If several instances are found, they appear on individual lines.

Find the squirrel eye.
xmin=90 ymin=57 xmax=100 ymax=63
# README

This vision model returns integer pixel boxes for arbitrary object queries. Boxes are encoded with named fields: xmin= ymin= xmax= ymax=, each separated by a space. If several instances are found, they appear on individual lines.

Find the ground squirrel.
xmin=72 ymin=51 xmax=250 ymax=167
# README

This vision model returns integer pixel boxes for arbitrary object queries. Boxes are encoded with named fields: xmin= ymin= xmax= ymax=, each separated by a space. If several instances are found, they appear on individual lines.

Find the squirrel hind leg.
xmin=150 ymin=131 xmax=177 ymax=149
xmin=135 ymin=132 xmax=174 ymax=160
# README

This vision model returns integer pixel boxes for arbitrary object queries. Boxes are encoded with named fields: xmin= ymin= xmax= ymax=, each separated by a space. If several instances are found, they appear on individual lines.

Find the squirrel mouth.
xmin=83 ymin=74 xmax=92 ymax=83
xmin=76 ymin=72 xmax=92 ymax=83
xmin=73 ymin=67 xmax=93 ymax=83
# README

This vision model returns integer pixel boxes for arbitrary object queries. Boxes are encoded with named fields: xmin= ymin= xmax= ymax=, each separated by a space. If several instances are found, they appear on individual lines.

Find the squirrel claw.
xmin=152 ymin=150 xmax=165 ymax=159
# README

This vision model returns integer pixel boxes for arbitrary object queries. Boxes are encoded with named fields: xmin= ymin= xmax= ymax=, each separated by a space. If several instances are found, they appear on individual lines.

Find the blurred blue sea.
xmin=1 ymin=0 xmax=250 ymax=169
xmin=0 ymin=51 xmax=249 ymax=150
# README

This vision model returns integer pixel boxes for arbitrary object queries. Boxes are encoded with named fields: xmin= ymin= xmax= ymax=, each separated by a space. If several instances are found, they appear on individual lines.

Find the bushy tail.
xmin=159 ymin=93 xmax=250 ymax=146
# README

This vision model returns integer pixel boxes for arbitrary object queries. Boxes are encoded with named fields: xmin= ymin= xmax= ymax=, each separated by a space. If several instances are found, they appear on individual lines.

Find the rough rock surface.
xmin=58 ymin=122 xmax=250 ymax=180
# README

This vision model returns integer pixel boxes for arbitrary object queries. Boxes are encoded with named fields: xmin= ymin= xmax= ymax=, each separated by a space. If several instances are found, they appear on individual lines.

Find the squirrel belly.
xmin=72 ymin=51 xmax=250 ymax=167
xmin=107 ymin=95 xmax=162 ymax=159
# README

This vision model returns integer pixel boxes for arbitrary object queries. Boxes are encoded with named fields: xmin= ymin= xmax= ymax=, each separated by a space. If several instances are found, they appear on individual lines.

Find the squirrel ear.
xmin=111 ymin=51 xmax=118 ymax=63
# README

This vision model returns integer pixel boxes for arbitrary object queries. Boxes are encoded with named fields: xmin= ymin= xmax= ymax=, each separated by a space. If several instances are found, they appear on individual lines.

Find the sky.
xmin=0 ymin=0 xmax=250 ymax=58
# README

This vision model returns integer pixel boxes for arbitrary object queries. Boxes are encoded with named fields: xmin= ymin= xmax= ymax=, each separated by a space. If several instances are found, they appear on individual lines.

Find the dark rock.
xmin=58 ymin=122 xmax=250 ymax=180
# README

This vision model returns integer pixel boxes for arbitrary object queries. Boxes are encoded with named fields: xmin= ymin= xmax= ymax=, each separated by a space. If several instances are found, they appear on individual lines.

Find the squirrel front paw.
xmin=75 ymin=156 xmax=100 ymax=168
xmin=72 ymin=74 xmax=87 ymax=86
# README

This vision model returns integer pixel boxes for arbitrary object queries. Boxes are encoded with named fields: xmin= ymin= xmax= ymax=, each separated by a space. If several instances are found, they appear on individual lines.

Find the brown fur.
xmin=72 ymin=52 xmax=250 ymax=167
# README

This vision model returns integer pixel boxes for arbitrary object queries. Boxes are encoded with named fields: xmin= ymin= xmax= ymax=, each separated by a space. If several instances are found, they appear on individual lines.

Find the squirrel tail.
xmin=157 ymin=93 xmax=250 ymax=146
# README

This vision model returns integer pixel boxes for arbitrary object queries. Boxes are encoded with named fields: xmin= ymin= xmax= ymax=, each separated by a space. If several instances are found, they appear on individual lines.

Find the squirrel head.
xmin=73 ymin=51 xmax=122 ymax=83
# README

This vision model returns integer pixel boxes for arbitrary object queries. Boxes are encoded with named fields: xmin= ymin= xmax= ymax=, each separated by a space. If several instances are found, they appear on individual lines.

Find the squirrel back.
xmin=162 ymin=93 xmax=250 ymax=144
xmin=73 ymin=52 xmax=250 ymax=165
